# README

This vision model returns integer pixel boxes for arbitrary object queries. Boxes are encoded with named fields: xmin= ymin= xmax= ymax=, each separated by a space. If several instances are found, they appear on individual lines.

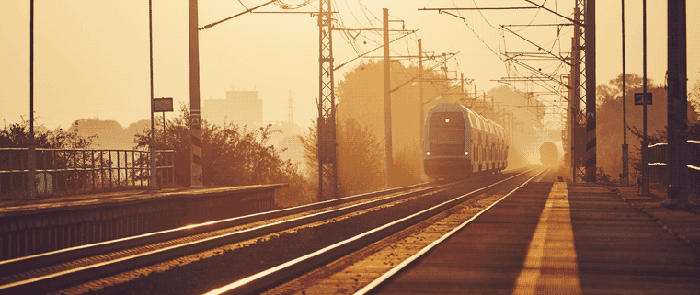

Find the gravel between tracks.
xmin=261 ymin=190 xmax=505 ymax=295
xmin=49 ymin=185 xmax=464 ymax=295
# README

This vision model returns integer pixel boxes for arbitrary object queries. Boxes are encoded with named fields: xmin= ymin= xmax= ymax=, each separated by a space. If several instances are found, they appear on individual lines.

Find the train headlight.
xmin=426 ymin=152 xmax=431 ymax=156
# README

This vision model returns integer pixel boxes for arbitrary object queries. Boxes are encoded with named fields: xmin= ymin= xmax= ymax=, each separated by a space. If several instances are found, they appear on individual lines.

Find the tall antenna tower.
xmin=288 ymin=90 xmax=293 ymax=126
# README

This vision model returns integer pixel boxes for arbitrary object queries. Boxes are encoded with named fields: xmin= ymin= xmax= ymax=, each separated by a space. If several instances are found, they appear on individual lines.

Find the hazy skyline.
xmin=1 ymin=0 xmax=698 ymax=131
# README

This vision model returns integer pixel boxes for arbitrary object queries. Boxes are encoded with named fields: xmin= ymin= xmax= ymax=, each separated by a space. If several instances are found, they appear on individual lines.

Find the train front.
xmin=423 ymin=103 xmax=472 ymax=179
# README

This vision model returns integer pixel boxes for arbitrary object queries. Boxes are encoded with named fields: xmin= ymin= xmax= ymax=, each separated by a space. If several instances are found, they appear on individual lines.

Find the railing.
xmin=0 ymin=148 xmax=174 ymax=199
xmin=647 ymin=141 xmax=700 ymax=194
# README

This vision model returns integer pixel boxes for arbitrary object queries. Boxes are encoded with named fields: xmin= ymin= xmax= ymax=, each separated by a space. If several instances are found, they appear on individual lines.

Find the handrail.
xmin=0 ymin=148 xmax=175 ymax=199
xmin=645 ymin=141 xmax=700 ymax=191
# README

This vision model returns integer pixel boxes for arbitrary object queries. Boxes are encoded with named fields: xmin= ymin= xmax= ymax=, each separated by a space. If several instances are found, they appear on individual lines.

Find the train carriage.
xmin=423 ymin=103 xmax=508 ymax=179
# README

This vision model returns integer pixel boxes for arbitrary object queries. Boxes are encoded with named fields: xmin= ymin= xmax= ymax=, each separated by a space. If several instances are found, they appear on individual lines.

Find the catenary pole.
xmin=383 ymin=8 xmax=393 ymax=188
xmin=418 ymin=39 xmax=424 ymax=177
xmin=666 ymin=0 xmax=688 ymax=208
xmin=317 ymin=0 xmax=337 ymax=200
xmin=189 ymin=0 xmax=203 ymax=187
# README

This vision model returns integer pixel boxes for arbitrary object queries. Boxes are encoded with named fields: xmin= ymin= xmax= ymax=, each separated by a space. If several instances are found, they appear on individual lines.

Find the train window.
xmin=429 ymin=112 xmax=465 ymax=155
xmin=429 ymin=112 xmax=465 ymax=143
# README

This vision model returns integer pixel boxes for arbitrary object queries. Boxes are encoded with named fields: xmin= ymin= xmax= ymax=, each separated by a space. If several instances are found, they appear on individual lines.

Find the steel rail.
xmin=354 ymin=169 xmax=546 ymax=295
xmin=0 ymin=182 xmax=433 ymax=277
xmin=0 ymin=181 xmax=457 ymax=293
xmin=204 ymin=168 xmax=539 ymax=295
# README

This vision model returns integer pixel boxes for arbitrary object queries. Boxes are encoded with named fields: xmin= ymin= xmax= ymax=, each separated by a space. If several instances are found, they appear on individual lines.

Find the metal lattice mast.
xmin=569 ymin=3 xmax=587 ymax=182
xmin=317 ymin=0 xmax=337 ymax=200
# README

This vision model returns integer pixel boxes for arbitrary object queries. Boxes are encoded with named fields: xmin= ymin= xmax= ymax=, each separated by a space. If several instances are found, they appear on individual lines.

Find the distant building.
xmin=203 ymin=89 xmax=262 ymax=128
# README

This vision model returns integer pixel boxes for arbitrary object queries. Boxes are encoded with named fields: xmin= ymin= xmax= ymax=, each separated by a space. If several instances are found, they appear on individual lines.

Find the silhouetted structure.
xmin=204 ymin=89 xmax=263 ymax=128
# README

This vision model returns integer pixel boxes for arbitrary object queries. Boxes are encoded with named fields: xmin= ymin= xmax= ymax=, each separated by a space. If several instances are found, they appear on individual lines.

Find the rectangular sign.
xmin=154 ymin=97 xmax=174 ymax=112
xmin=634 ymin=93 xmax=652 ymax=105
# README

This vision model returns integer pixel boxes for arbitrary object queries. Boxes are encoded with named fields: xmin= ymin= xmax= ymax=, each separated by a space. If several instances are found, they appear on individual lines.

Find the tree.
xmin=1 ymin=118 xmax=94 ymax=149
xmin=596 ymin=74 xmax=699 ymax=180
xmin=335 ymin=60 xmax=452 ymax=184
xmin=133 ymin=105 xmax=314 ymax=207
xmin=1 ymin=118 xmax=96 ymax=197
xmin=299 ymin=117 xmax=384 ymax=197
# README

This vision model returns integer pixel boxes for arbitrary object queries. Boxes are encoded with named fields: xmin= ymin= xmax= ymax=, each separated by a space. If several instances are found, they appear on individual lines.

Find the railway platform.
xmin=373 ymin=180 xmax=700 ymax=294
xmin=0 ymin=184 xmax=286 ymax=260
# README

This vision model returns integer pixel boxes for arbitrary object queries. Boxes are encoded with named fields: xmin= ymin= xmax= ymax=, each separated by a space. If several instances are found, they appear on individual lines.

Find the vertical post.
xmin=622 ymin=0 xmax=629 ymax=187
xmin=288 ymin=90 xmax=293 ymax=126
xmin=461 ymin=73 xmax=465 ymax=101
xmin=418 ymin=39 xmax=424 ymax=177
xmin=28 ymin=0 xmax=37 ymax=199
xmin=383 ymin=8 xmax=393 ymax=188
xmin=162 ymin=111 xmax=166 ymax=148
xmin=148 ymin=0 xmax=157 ymax=189
xmin=189 ymin=0 xmax=203 ymax=187
xmin=317 ymin=0 xmax=337 ymax=200
xmin=570 ymin=5 xmax=582 ymax=182
xmin=641 ymin=0 xmax=649 ymax=194
xmin=666 ymin=0 xmax=688 ymax=207
xmin=585 ymin=0 xmax=596 ymax=182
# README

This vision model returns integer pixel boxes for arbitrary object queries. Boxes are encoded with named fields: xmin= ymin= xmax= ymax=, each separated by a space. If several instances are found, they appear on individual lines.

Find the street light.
xmin=148 ymin=0 xmax=156 ymax=189
xmin=621 ymin=0 xmax=629 ymax=187
xmin=28 ymin=0 xmax=37 ymax=199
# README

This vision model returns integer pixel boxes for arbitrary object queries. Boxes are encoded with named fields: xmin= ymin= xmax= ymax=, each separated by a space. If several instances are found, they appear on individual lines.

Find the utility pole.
xmin=666 ymin=0 xmax=688 ymax=208
xmin=383 ymin=8 xmax=393 ymax=188
xmin=569 ymin=4 xmax=584 ymax=182
xmin=622 ymin=0 xmax=629 ymax=187
xmin=28 ymin=0 xmax=36 ymax=199
xmin=189 ymin=0 xmax=203 ymax=187
xmin=317 ymin=0 xmax=337 ymax=200
xmin=418 ymin=39 xmax=424 ymax=177
xmin=585 ymin=0 xmax=596 ymax=182
xmin=641 ymin=0 xmax=649 ymax=195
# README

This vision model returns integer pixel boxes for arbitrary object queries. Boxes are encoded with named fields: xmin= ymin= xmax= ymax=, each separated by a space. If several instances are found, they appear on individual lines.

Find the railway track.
xmin=0 ymin=167 xmax=538 ymax=294
xmin=206 ymin=167 xmax=545 ymax=295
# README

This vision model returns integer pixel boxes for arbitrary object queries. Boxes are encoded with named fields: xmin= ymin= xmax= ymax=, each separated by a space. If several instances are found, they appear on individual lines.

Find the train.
xmin=539 ymin=141 xmax=559 ymax=166
xmin=423 ymin=103 xmax=508 ymax=179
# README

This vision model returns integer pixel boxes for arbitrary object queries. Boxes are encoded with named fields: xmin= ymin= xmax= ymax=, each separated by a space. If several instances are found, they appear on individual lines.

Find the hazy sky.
xmin=1 ymin=0 xmax=698 ymax=131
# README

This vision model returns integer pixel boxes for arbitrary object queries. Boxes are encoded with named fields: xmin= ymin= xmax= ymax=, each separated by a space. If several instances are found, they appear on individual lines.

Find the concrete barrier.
xmin=0 ymin=184 xmax=287 ymax=260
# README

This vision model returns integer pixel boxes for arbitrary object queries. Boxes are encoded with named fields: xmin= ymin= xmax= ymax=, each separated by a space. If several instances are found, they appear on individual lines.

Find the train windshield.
xmin=429 ymin=112 xmax=465 ymax=155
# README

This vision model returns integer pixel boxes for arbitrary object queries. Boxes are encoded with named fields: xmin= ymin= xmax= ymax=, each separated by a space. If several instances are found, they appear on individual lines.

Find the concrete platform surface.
xmin=0 ymin=184 xmax=286 ymax=217
xmin=374 ymin=181 xmax=700 ymax=294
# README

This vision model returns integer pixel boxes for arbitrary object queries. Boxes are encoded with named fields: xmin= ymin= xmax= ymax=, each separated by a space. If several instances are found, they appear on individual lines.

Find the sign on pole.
xmin=634 ymin=93 xmax=652 ymax=105
xmin=154 ymin=97 xmax=174 ymax=112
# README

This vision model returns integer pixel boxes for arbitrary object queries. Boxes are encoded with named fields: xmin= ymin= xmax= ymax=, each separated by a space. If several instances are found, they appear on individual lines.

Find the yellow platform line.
xmin=512 ymin=182 xmax=581 ymax=295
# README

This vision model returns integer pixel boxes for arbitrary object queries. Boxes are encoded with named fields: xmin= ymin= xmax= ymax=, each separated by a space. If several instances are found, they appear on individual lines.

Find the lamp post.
xmin=622 ymin=0 xmax=629 ymax=187
xmin=641 ymin=0 xmax=649 ymax=195
xmin=28 ymin=0 xmax=37 ymax=199
xmin=148 ymin=0 xmax=156 ymax=189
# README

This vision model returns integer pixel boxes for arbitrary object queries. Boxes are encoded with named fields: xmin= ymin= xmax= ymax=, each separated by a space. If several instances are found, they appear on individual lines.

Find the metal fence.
xmin=0 ymin=148 xmax=174 ymax=199
xmin=647 ymin=141 xmax=700 ymax=195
